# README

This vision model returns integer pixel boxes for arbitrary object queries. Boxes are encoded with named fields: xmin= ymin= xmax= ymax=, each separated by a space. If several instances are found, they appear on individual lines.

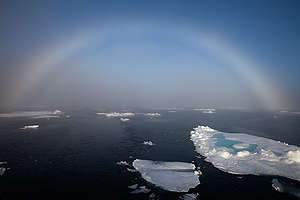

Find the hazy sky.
xmin=1 ymin=0 xmax=300 ymax=110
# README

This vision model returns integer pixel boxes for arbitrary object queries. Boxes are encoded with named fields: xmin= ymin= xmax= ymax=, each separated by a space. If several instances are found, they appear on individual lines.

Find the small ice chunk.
xmin=149 ymin=193 xmax=156 ymax=200
xmin=130 ymin=186 xmax=151 ymax=194
xmin=133 ymin=159 xmax=200 ymax=192
xmin=0 ymin=167 xmax=6 ymax=176
xmin=179 ymin=193 xmax=199 ymax=200
xmin=116 ymin=161 xmax=130 ymax=166
xmin=127 ymin=168 xmax=137 ymax=172
xmin=143 ymin=141 xmax=155 ymax=146
xmin=144 ymin=113 xmax=161 ymax=117
xmin=120 ymin=118 xmax=130 ymax=122
xmin=128 ymin=184 xmax=138 ymax=190
xmin=96 ymin=112 xmax=135 ymax=118
xmin=20 ymin=125 xmax=39 ymax=129
xmin=193 ymin=108 xmax=216 ymax=114
xmin=272 ymin=179 xmax=300 ymax=198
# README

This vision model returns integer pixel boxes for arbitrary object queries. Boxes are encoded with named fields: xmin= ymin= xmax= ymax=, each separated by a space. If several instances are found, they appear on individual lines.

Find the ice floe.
xmin=143 ymin=141 xmax=155 ymax=146
xmin=20 ymin=125 xmax=39 ymax=129
xmin=0 ymin=161 xmax=7 ymax=176
xmin=133 ymin=159 xmax=200 ymax=192
xmin=116 ymin=161 xmax=130 ymax=166
xmin=130 ymin=186 xmax=151 ymax=194
xmin=272 ymin=179 xmax=300 ymax=198
xmin=120 ymin=118 xmax=130 ymax=122
xmin=179 ymin=193 xmax=199 ymax=200
xmin=193 ymin=108 xmax=216 ymax=114
xmin=144 ymin=113 xmax=161 ymax=117
xmin=190 ymin=126 xmax=300 ymax=181
xmin=96 ymin=112 xmax=135 ymax=118
xmin=128 ymin=184 xmax=138 ymax=190
xmin=0 ymin=110 xmax=63 ymax=118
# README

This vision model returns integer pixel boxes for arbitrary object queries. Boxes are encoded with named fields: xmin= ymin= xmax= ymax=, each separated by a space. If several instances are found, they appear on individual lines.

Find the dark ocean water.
xmin=0 ymin=109 xmax=300 ymax=200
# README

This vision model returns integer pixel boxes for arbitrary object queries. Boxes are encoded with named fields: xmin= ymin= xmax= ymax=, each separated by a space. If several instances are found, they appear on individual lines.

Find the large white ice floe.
xmin=190 ymin=126 xmax=300 ymax=181
xmin=133 ymin=159 xmax=200 ymax=192
xmin=96 ymin=112 xmax=135 ymax=118
xmin=0 ymin=110 xmax=63 ymax=118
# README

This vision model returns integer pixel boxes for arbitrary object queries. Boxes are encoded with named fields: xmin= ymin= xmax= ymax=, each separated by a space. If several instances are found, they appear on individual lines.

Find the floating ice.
xmin=193 ymin=108 xmax=216 ymax=114
xmin=0 ymin=168 xmax=6 ymax=176
xmin=179 ymin=193 xmax=199 ymax=200
xmin=20 ymin=125 xmax=39 ymax=129
xmin=120 ymin=118 xmax=130 ymax=122
xmin=144 ymin=113 xmax=161 ymax=117
xmin=0 ymin=110 xmax=63 ymax=118
xmin=272 ymin=179 xmax=300 ymax=198
xmin=128 ymin=184 xmax=138 ymax=190
xmin=130 ymin=186 xmax=151 ymax=194
xmin=190 ymin=126 xmax=300 ymax=181
xmin=116 ymin=161 xmax=130 ymax=166
xmin=143 ymin=141 xmax=155 ymax=146
xmin=0 ymin=161 xmax=7 ymax=176
xmin=133 ymin=159 xmax=200 ymax=192
xmin=96 ymin=112 xmax=135 ymax=118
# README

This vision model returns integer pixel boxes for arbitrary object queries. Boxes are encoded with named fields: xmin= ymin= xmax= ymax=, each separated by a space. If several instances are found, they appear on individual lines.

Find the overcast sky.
xmin=1 ymin=0 xmax=299 ymax=110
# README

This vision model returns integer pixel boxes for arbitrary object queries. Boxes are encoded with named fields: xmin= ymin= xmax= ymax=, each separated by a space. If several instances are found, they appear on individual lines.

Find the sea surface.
xmin=0 ymin=108 xmax=300 ymax=200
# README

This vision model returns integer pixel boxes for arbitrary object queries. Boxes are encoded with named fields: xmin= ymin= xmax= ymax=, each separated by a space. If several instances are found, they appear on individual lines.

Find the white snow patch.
xmin=133 ymin=159 xmax=200 ymax=192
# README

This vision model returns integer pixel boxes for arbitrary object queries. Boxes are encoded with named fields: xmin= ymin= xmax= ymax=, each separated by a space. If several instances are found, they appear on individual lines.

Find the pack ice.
xmin=190 ymin=126 xmax=300 ymax=181
xmin=133 ymin=159 xmax=200 ymax=192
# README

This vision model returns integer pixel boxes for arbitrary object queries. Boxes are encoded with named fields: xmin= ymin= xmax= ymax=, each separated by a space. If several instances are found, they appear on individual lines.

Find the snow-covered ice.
xmin=133 ymin=159 xmax=200 ymax=192
xmin=190 ymin=126 xmax=300 ymax=181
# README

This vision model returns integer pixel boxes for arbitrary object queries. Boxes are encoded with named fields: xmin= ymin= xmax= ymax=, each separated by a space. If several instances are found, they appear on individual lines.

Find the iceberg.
xmin=133 ymin=159 xmax=200 ymax=192
xmin=190 ymin=126 xmax=300 ymax=181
